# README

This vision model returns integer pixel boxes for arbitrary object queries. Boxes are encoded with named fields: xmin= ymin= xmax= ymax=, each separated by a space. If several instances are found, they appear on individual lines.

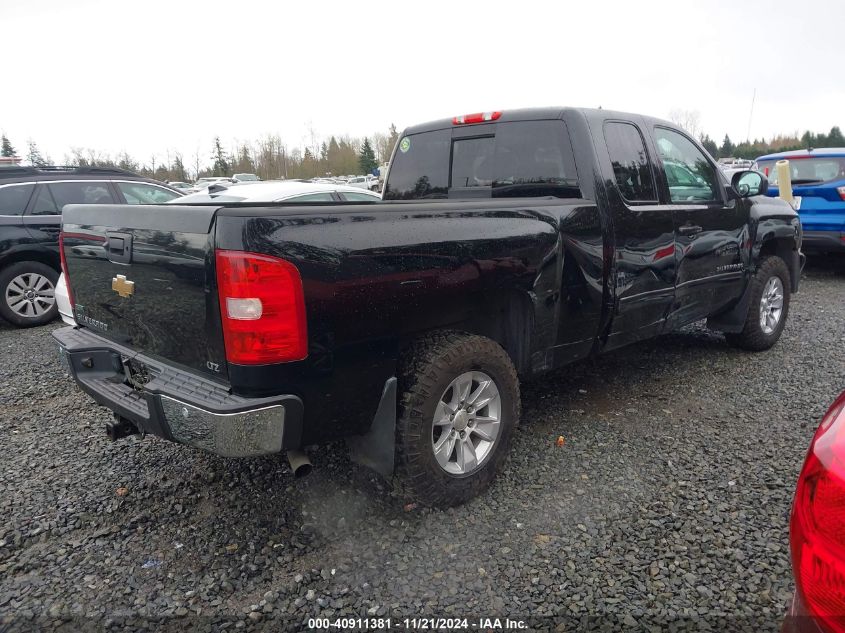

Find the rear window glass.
xmin=384 ymin=120 xmax=580 ymax=200
xmin=48 ymin=182 xmax=116 ymax=210
xmin=0 ymin=183 xmax=35 ymax=215
xmin=756 ymin=157 xmax=845 ymax=185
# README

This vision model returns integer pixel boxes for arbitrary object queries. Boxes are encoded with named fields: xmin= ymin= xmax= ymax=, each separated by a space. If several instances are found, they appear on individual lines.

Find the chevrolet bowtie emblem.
xmin=112 ymin=274 xmax=135 ymax=298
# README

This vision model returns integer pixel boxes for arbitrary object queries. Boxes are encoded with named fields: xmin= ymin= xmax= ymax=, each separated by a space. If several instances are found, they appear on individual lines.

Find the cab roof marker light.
xmin=452 ymin=111 xmax=502 ymax=125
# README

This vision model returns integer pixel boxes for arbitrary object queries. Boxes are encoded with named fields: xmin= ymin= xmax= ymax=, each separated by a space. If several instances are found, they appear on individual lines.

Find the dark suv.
xmin=0 ymin=166 xmax=182 ymax=327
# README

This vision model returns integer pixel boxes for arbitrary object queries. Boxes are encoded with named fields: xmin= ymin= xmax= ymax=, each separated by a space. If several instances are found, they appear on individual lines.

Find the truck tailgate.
xmin=61 ymin=204 xmax=228 ymax=379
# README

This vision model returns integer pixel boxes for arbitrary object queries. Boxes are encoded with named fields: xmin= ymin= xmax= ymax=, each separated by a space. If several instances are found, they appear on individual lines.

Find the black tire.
xmin=396 ymin=331 xmax=520 ymax=507
xmin=725 ymin=255 xmax=791 ymax=351
xmin=0 ymin=261 xmax=60 ymax=328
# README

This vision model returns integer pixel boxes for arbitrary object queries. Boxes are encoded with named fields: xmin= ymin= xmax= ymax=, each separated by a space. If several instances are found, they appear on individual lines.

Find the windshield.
xmin=234 ymin=174 xmax=259 ymax=181
xmin=757 ymin=157 xmax=845 ymax=185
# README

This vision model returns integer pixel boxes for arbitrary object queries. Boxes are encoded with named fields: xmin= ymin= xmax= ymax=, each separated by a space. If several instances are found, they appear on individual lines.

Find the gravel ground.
xmin=1 ymin=261 xmax=843 ymax=633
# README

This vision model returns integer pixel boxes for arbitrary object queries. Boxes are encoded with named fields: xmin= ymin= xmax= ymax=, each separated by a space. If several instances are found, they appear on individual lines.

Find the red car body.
xmin=784 ymin=389 xmax=845 ymax=633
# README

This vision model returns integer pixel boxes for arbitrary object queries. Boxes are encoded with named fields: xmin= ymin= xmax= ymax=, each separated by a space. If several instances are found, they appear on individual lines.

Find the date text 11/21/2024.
xmin=307 ymin=617 xmax=528 ymax=630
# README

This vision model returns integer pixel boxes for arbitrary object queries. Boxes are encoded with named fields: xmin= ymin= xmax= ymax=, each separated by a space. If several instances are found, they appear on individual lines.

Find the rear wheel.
xmin=396 ymin=332 xmax=520 ymax=507
xmin=725 ymin=255 xmax=791 ymax=351
xmin=0 ymin=262 xmax=59 ymax=327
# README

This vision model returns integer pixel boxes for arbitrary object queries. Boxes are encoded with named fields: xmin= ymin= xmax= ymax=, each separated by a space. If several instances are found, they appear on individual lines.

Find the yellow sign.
xmin=111 ymin=274 xmax=135 ymax=298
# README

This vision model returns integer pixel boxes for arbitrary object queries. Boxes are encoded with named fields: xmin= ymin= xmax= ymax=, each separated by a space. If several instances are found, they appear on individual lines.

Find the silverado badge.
xmin=112 ymin=274 xmax=135 ymax=298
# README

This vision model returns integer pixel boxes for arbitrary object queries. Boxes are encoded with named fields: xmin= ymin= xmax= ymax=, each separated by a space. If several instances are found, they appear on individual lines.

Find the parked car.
xmin=55 ymin=107 xmax=802 ymax=506
xmin=170 ymin=180 xmax=381 ymax=203
xmin=783 ymin=388 xmax=845 ymax=633
xmin=232 ymin=173 xmax=260 ymax=182
xmin=55 ymin=272 xmax=74 ymax=326
xmin=185 ymin=177 xmax=234 ymax=194
xmin=756 ymin=148 xmax=845 ymax=255
xmin=346 ymin=175 xmax=380 ymax=191
xmin=0 ymin=165 xmax=182 ymax=327
xmin=167 ymin=181 xmax=193 ymax=191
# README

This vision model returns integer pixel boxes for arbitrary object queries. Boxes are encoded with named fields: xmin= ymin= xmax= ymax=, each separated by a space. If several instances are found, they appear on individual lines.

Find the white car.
xmin=184 ymin=177 xmax=234 ymax=194
xmin=169 ymin=180 xmax=381 ymax=203
xmin=346 ymin=175 xmax=380 ymax=191
xmin=56 ymin=272 xmax=75 ymax=326
xmin=232 ymin=173 xmax=260 ymax=182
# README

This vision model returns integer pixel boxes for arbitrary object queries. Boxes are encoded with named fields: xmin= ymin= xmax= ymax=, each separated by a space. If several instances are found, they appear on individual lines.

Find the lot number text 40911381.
xmin=307 ymin=617 xmax=529 ymax=630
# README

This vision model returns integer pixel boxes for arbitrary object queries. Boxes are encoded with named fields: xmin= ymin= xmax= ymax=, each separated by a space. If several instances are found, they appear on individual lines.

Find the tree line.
xmin=667 ymin=109 xmax=845 ymax=160
xmin=4 ymin=115 xmax=845 ymax=183
xmin=0 ymin=124 xmax=399 ymax=183
xmin=699 ymin=127 xmax=845 ymax=161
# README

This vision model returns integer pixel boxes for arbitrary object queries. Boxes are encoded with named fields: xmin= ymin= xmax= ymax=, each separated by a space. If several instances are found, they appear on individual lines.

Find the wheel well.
xmin=433 ymin=291 xmax=533 ymax=376
xmin=759 ymin=237 xmax=798 ymax=290
xmin=1 ymin=250 xmax=61 ymax=273
xmin=759 ymin=237 xmax=793 ymax=259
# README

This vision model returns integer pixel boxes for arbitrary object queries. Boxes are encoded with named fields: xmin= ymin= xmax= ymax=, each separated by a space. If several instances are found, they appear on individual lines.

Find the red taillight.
xmin=215 ymin=250 xmax=307 ymax=365
xmin=58 ymin=232 xmax=74 ymax=309
xmin=452 ymin=111 xmax=502 ymax=125
xmin=837 ymin=186 xmax=845 ymax=201
xmin=792 ymin=391 xmax=845 ymax=629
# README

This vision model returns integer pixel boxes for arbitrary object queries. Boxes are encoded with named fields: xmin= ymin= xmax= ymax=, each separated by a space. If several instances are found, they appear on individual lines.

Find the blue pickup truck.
xmin=756 ymin=148 xmax=845 ymax=255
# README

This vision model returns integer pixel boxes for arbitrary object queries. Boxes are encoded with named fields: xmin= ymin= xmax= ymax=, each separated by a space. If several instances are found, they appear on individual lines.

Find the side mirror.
xmin=731 ymin=170 xmax=768 ymax=198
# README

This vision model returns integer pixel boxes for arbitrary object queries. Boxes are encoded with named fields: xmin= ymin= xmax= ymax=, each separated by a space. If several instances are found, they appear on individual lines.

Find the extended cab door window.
xmin=604 ymin=122 xmax=657 ymax=203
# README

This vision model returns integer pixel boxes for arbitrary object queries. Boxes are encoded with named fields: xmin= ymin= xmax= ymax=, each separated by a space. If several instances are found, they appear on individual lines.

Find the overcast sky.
xmin=2 ymin=0 xmax=843 ymax=168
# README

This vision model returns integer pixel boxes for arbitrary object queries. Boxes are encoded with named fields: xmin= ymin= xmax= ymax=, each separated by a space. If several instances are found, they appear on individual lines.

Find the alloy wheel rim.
xmin=6 ymin=273 xmax=55 ymax=318
xmin=431 ymin=370 xmax=501 ymax=476
xmin=759 ymin=276 xmax=784 ymax=335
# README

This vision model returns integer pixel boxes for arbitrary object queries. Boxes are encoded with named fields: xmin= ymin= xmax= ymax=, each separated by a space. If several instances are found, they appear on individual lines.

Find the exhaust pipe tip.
xmin=287 ymin=449 xmax=313 ymax=478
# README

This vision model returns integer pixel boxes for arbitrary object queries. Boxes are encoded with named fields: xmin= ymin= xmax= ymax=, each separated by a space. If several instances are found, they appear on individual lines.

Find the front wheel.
xmin=725 ymin=255 xmax=791 ymax=351
xmin=396 ymin=332 xmax=520 ymax=507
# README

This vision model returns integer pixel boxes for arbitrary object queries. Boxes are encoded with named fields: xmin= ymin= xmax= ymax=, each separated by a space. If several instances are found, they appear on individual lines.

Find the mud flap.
xmin=706 ymin=280 xmax=753 ymax=333
xmin=346 ymin=377 xmax=397 ymax=478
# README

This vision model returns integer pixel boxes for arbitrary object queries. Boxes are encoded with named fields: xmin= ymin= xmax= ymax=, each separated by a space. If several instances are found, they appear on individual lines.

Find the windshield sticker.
xmin=399 ymin=137 xmax=411 ymax=153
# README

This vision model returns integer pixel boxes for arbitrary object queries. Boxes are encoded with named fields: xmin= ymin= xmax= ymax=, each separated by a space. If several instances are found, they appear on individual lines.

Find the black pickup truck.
xmin=54 ymin=107 xmax=802 ymax=506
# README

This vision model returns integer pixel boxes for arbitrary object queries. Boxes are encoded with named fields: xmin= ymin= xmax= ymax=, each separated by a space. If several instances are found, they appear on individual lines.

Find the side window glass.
xmin=31 ymin=185 xmax=60 ymax=215
xmin=117 ymin=182 xmax=181 ymax=204
xmin=0 ymin=183 xmax=35 ymax=215
xmin=342 ymin=192 xmax=379 ymax=201
xmin=604 ymin=122 xmax=656 ymax=202
xmin=654 ymin=128 xmax=720 ymax=203
xmin=48 ymin=182 xmax=116 ymax=210
xmin=284 ymin=193 xmax=335 ymax=202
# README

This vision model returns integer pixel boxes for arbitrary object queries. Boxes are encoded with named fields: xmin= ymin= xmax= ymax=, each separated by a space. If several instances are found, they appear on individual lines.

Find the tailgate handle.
xmin=107 ymin=232 xmax=133 ymax=264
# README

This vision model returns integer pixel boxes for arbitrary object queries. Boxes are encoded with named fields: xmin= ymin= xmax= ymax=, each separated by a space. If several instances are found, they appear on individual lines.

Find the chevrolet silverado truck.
xmin=54 ymin=108 xmax=803 ymax=507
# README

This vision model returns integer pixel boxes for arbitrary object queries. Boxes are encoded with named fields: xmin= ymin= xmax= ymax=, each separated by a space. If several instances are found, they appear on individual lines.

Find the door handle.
xmin=678 ymin=224 xmax=703 ymax=236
